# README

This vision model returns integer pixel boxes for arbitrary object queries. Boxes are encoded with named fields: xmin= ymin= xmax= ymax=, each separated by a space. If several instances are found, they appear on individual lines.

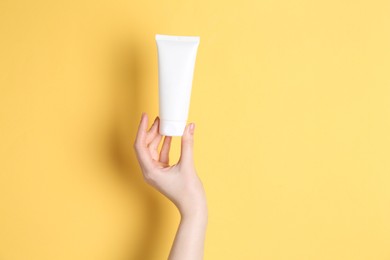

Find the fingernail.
xmin=189 ymin=123 xmax=195 ymax=135
xmin=140 ymin=112 xmax=145 ymax=121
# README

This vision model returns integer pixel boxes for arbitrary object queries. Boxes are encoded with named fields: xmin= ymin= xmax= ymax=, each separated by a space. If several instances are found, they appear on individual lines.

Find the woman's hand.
xmin=134 ymin=113 xmax=208 ymax=259
xmin=133 ymin=112 xmax=207 ymax=219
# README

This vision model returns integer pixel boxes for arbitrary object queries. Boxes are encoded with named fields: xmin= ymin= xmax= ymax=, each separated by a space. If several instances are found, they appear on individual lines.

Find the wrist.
xmin=179 ymin=203 xmax=208 ymax=224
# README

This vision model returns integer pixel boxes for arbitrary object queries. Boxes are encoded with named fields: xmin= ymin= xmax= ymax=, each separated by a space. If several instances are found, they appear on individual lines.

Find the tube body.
xmin=156 ymin=34 xmax=200 ymax=136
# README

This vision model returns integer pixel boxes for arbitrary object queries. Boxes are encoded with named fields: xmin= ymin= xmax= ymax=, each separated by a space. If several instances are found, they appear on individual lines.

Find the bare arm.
xmin=168 ymin=209 xmax=207 ymax=260
xmin=133 ymin=113 xmax=207 ymax=260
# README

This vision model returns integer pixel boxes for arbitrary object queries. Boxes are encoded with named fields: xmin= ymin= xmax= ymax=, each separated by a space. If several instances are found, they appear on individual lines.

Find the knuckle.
xmin=185 ymin=140 xmax=194 ymax=147
xmin=183 ymin=136 xmax=194 ymax=144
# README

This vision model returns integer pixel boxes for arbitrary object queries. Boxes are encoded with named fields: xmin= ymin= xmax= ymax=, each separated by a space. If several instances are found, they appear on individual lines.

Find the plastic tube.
xmin=155 ymin=34 xmax=200 ymax=136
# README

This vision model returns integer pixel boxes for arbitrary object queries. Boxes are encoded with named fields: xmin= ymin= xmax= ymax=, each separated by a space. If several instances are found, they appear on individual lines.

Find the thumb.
xmin=179 ymin=123 xmax=195 ymax=167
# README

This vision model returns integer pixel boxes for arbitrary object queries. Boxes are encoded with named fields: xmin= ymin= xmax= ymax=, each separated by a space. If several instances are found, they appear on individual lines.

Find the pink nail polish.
xmin=189 ymin=123 xmax=195 ymax=134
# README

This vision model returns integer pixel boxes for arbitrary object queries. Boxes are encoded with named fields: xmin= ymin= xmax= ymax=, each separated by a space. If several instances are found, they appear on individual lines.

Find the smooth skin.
xmin=133 ymin=113 xmax=208 ymax=260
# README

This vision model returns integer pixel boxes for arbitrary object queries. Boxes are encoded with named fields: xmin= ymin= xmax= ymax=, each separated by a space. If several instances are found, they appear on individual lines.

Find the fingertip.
xmin=151 ymin=116 xmax=158 ymax=128
xmin=135 ymin=113 xmax=149 ymax=152
xmin=146 ymin=116 xmax=163 ymax=145
xmin=184 ymin=123 xmax=195 ymax=137
xmin=137 ymin=112 xmax=145 ymax=131
xmin=189 ymin=123 xmax=195 ymax=135
xmin=182 ymin=124 xmax=189 ymax=138
xmin=182 ymin=123 xmax=195 ymax=142
xmin=141 ymin=112 xmax=148 ymax=126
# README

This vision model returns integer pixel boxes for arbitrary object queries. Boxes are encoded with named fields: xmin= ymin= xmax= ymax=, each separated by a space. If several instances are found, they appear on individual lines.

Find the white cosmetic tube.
xmin=155 ymin=34 xmax=200 ymax=136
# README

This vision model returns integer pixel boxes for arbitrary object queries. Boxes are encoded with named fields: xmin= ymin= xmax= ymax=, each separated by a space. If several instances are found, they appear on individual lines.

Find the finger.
xmin=134 ymin=112 xmax=148 ymax=147
xmin=134 ymin=113 xmax=153 ymax=169
xmin=159 ymin=136 xmax=172 ymax=165
xmin=149 ymin=131 xmax=163 ymax=161
xmin=179 ymin=123 xmax=195 ymax=167
xmin=146 ymin=117 xmax=159 ymax=144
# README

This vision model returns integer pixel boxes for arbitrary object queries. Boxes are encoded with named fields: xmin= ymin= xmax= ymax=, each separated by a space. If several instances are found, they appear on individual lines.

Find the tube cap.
xmin=159 ymin=119 xmax=186 ymax=136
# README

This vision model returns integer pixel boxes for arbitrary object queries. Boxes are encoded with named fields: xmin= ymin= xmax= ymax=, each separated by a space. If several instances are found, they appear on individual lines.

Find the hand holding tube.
xmin=133 ymin=112 xmax=207 ymax=260
xmin=133 ymin=112 xmax=207 ymax=216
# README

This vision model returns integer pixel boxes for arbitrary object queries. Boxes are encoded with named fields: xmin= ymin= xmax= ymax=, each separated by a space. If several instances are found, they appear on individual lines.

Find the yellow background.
xmin=0 ymin=0 xmax=389 ymax=259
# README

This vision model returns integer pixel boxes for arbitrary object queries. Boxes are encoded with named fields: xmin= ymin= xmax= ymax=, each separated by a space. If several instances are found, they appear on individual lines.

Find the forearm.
xmin=168 ymin=208 xmax=208 ymax=260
